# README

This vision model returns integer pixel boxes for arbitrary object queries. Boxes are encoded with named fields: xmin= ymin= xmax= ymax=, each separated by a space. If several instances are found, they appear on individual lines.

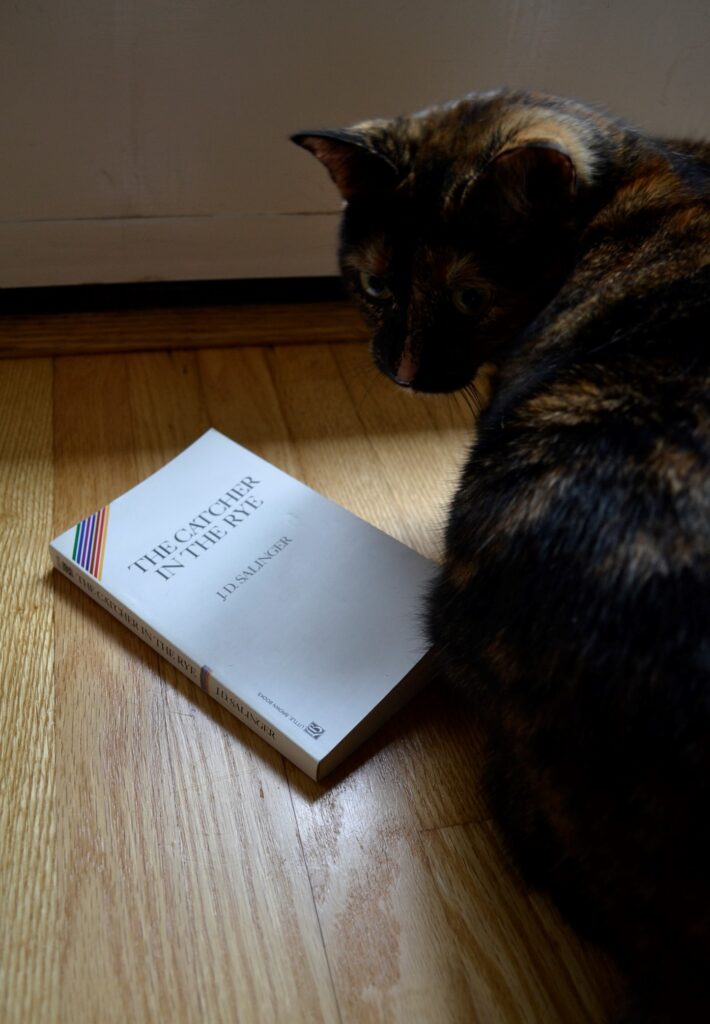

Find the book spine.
xmin=49 ymin=547 xmax=318 ymax=779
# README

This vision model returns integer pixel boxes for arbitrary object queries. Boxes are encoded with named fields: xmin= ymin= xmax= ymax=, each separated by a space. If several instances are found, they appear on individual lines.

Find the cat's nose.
xmin=394 ymin=346 xmax=418 ymax=386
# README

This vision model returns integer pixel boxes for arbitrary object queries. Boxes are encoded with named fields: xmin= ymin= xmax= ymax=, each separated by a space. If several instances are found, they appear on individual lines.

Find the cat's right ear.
xmin=291 ymin=130 xmax=397 ymax=201
xmin=476 ymin=142 xmax=579 ymax=228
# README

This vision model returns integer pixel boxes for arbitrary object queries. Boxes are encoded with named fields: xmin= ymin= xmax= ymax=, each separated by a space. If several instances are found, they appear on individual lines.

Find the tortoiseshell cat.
xmin=293 ymin=90 xmax=710 ymax=1022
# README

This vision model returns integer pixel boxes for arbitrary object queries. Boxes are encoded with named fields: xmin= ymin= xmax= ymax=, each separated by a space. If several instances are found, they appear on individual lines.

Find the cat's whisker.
xmin=454 ymin=383 xmax=482 ymax=423
xmin=453 ymin=388 xmax=472 ymax=420
xmin=468 ymin=382 xmax=485 ymax=418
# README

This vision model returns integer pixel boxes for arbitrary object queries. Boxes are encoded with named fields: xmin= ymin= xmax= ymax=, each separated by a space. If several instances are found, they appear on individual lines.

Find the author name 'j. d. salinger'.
xmin=216 ymin=534 xmax=293 ymax=602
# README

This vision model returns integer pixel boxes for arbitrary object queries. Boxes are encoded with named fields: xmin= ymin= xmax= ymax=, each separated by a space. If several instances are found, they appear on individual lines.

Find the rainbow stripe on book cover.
xmin=72 ymin=505 xmax=110 ymax=581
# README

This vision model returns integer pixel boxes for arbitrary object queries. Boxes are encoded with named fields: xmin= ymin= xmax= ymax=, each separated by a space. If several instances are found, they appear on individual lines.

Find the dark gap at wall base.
xmin=0 ymin=276 xmax=367 ymax=359
xmin=0 ymin=276 xmax=346 ymax=316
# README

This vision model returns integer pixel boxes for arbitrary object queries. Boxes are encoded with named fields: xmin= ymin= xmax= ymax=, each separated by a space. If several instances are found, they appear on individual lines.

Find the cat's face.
xmin=294 ymin=92 xmax=596 ymax=396
xmin=336 ymin=175 xmax=573 ymax=394
xmin=338 ymin=188 xmax=503 ymax=392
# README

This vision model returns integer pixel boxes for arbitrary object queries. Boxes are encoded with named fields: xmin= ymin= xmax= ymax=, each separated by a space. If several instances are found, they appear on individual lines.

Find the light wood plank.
xmin=260 ymin=342 xmax=470 ymax=556
xmin=0 ymin=359 xmax=57 ymax=1024
xmin=53 ymin=352 xmax=340 ymax=1024
xmin=286 ymin=714 xmax=486 ymax=1021
xmin=419 ymin=821 xmax=623 ymax=1022
xmin=330 ymin=342 xmax=474 ymax=559
xmin=195 ymin=345 xmax=308 ymax=479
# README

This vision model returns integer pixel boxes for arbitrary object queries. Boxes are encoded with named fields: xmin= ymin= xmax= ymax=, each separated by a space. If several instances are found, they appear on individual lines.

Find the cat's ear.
xmin=291 ymin=129 xmax=398 ymax=201
xmin=479 ymin=142 xmax=578 ymax=221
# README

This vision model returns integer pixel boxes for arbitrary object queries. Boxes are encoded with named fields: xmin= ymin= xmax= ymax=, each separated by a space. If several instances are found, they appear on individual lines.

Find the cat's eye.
xmin=359 ymin=271 xmax=393 ymax=300
xmin=452 ymin=287 xmax=487 ymax=317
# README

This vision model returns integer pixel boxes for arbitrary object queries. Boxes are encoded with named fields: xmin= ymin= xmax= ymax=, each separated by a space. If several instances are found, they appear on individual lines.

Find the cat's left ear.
xmin=480 ymin=141 xmax=578 ymax=220
xmin=291 ymin=129 xmax=398 ymax=201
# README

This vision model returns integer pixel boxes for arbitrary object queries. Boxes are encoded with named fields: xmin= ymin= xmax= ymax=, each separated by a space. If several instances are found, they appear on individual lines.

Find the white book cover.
xmin=50 ymin=429 xmax=436 ymax=780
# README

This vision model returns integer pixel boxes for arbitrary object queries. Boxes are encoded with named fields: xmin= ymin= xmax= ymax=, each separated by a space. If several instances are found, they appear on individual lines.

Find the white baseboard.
xmin=1 ymin=212 xmax=340 ymax=288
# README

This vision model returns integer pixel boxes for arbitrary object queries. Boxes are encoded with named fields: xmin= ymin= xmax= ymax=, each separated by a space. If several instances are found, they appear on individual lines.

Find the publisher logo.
xmin=305 ymin=721 xmax=325 ymax=740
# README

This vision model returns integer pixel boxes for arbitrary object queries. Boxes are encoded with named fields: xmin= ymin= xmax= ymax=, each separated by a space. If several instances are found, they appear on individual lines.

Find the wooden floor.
xmin=1 ymin=316 xmax=622 ymax=1023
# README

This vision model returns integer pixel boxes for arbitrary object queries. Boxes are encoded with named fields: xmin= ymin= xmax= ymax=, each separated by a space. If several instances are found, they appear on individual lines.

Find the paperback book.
xmin=50 ymin=429 xmax=435 ymax=780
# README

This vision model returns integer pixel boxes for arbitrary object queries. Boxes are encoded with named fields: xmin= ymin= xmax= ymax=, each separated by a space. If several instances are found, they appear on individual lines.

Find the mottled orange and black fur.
xmin=293 ymin=90 xmax=710 ymax=1022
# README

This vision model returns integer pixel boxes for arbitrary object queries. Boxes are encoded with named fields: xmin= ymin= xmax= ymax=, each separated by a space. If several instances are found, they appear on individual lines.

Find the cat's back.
xmin=435 ymin=127 xmax=709 ymax=782
xmin=475 ymin=133 xmax=710 ymax=500
xmin=430 ymin=138 xmax=710 ymax=1008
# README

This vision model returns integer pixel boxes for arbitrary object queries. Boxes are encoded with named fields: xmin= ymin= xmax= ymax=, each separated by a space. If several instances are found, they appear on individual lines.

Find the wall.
xmin=2 ymin=0 xmax=709 ymax=287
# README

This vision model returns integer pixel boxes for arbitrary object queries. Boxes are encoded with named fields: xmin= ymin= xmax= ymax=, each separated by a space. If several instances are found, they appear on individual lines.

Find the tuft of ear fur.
xmin=291 ymin=129 xmax=398 ymax=201
xmin=483 ymin=141 xmax=577 ymax=218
